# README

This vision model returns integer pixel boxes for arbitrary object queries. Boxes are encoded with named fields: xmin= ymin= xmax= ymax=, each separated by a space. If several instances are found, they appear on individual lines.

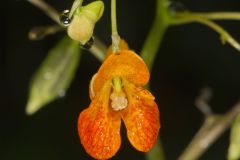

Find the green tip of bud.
xmin=25 ymin=100 xmax=39 ymax=115
xmin=67 ymin=1 xmax=104 ymax=44
xmin=25 ymin=96 xmax=47 ymax=115
xmin=82 ymin=1 xmax=104 ymax=21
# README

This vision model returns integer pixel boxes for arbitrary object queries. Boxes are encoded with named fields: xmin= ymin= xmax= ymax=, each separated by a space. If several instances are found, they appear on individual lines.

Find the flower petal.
xmin=122 ymin=82 xmax=160 ymax=152
xmin=78 ymin=82 xmax=121 ymax=159
xmin=94 ymin=50 xmax=150 ymax=94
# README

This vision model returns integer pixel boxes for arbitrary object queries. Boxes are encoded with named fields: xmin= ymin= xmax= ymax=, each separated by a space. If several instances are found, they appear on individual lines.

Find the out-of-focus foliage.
xmin=228 ymin=114 xmax=240 ymax=160
xmin=26 ymin=37 xmax=81 ymax=115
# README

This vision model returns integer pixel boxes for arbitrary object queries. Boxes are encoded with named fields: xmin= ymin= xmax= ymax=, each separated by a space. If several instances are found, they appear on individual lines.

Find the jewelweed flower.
xmin=78 ymin=40 xmax=160 ymax=159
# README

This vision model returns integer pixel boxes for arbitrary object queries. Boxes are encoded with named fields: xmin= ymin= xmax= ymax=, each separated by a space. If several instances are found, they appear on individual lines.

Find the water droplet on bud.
xmin=80 ymin=37 xmax=94 ymax=50
xmin=58 ymin=90 xmax=66 ymax=98
xmin=60 ymin=10 xmax=72 ymax=26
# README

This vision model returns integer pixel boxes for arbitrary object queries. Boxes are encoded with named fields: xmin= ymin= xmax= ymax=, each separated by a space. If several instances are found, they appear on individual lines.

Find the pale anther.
xmin=110 ymin=92 xmax=128 ymax=111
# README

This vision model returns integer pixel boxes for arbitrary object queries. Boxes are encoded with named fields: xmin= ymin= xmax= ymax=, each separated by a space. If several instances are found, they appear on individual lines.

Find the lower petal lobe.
xmin=122 ymin=83 xmax=160 ymax=152
xmin=78 ymin=84 xmax=121 ymax=159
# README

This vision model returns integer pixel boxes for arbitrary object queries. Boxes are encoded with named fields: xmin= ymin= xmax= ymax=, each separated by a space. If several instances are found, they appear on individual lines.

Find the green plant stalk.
xmin=141 ymin=0 xmax=169 ymax=71
xmin=142 ymin=21 xmax=167 ymax=160
xmin=141 ymin=0 xmax=170 ymax=160
xmin=228 ymin=114 xmax=240 ymax=160
xmin=170 ymin=13 xmax=240 ymax=52
xmin=175 ymin=12 xmax=240 ymax=21
xmin=141 ymin=19 xmax=168 ymax=71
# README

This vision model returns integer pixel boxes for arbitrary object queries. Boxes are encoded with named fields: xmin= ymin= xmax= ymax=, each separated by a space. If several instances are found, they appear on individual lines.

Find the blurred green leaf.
xmin=26 ymin=37 xmax=81 ymax=115
xmin=228 ymin=114 xmax=240 ymax=160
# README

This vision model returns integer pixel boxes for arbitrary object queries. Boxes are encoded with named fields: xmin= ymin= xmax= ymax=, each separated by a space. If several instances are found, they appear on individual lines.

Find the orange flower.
xmin=78 ymin=40 xmax=160 ymax=160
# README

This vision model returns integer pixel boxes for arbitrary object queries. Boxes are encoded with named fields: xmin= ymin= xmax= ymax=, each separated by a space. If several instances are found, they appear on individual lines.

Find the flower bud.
xmin=67 ymin=1 xmax=104 ymax=44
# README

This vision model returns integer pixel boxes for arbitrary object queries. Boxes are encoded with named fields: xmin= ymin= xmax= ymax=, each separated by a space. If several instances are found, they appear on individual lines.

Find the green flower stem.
xmin=111 ymin=0 xmax=120 ymax=52
xmin=170 ymin=13 xmax=240 ymax=52
xmin=111 ymin=0 xmax=122 ymax=89
xmin=111 ymin=0 xmax=118 ymax=35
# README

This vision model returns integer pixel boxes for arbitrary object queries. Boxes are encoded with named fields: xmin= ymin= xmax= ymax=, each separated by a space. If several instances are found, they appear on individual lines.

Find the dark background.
xmin=2 ymin=0 xmax=240 ymax=159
